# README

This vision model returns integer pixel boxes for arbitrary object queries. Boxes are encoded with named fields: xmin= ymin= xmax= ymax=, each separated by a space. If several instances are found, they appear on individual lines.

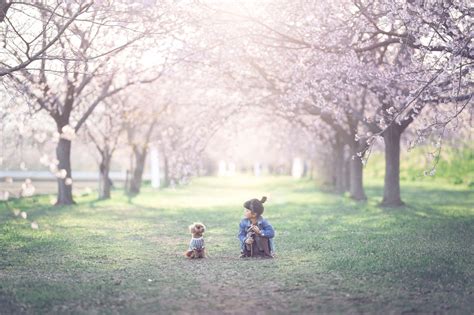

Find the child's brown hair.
xmin=243 ymin=196 xmax=267 ymax=216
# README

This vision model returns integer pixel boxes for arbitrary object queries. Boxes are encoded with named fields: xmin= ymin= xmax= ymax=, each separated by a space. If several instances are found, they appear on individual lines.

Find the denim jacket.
xmin=238 ymin=217 xmax=275 ymax=253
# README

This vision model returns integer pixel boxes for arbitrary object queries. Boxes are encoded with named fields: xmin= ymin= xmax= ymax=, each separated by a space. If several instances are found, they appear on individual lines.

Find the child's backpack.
xmin=243 ymin=233 xmax=272 ymax=257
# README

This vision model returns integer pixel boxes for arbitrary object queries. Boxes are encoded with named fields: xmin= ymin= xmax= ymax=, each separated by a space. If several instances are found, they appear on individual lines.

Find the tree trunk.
xmin=334 ymin=140 xmax=345 ymax=193
xmin=127 ymin=147 xmax=147 ymax=195
xmin=163 ymin=155 xmax=170 ymax=188
xmin=319 ymin=153 xmax=335 ymax=188
xmin=381 ymin=124 xmax=404 ymax=206
xmin=349 ymin=144 xmax=367 ymax=201
xmin=308 ymin=160 xmax=314 ymax=180
xmin=98 ymin=155 xmax=111 ymax=200
xmin=343 ymin=150 xmax=351 ymax=192
xmin=56 ymin=138 xmax=75 ymax=205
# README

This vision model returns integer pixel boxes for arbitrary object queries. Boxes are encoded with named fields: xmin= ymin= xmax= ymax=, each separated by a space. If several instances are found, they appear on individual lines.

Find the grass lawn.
xmin=0 ymin=176 xmax=473 ymax=314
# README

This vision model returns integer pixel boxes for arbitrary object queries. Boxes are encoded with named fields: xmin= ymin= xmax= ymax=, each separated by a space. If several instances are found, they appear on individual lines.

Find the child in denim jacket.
xmin=238 ymin=196 xmax=275 ymax=257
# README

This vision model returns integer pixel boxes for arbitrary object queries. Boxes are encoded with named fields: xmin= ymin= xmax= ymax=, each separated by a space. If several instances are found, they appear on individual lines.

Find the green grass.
xmin=1 ymin=176 xmax=473 ymax=314
xmin=365 ymin=145 xmax=474 ymax=187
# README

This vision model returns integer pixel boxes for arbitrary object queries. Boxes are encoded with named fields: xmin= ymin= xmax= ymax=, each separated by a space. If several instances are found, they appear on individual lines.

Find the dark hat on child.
xmin=244 ymin=196 xmax=267 ymax=216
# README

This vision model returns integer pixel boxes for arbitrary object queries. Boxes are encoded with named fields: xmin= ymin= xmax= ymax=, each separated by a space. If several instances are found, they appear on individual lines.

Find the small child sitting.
xmin=238 ymin=196 xmax=275 ymax=258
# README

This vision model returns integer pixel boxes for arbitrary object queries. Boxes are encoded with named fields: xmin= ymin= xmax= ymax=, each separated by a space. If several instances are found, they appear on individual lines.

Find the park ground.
xmin=0 ymin=175 xmax=473 ymax=314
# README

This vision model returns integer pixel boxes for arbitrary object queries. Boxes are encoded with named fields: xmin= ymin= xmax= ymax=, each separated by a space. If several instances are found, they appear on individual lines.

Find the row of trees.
xmin=1 ymin=1 xmax=192 ymax=203
xmin=194 ymin=0 xmax=472 ymax=206
xmin=1 ymin=0 xmax=472 ymax=207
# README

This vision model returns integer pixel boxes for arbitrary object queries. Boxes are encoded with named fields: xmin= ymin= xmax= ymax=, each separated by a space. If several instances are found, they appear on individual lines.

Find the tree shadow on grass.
xmin=365 ymin=183 xmax=473 ymax=213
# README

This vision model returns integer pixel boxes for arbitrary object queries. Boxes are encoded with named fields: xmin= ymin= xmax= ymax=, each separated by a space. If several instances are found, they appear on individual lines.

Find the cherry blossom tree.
xmin=8 ymin=1 xmax=179 ymax=204
xmin=200 ymin=0 xmax=472 ymax=205
xmin=83 ymin=97 xmax=126 ymax=200
xmin=349 ymin=0 xmax=473 ymax=205
xmin=1 ymin=0 xmax=471 ymax=208
xmin=0 ymin=1 xmax=92 ymax=76
xmin=123 ymin=98 xmax=166 ymax=195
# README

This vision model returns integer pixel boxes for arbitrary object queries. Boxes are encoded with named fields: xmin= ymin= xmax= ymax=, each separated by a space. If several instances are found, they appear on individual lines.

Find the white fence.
xmin=0 ymin=171 xmax=152 ymax=181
